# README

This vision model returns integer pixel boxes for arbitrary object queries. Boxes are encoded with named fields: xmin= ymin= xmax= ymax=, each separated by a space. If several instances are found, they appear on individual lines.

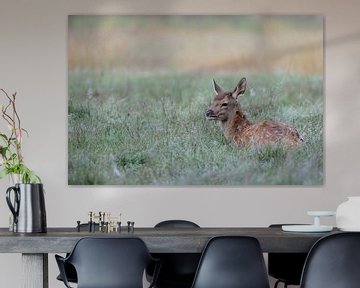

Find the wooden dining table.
xmin=0 ymin=226 xmax=339 ymax=288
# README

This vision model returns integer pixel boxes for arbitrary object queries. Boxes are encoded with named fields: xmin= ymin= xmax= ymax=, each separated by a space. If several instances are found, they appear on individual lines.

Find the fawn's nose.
xmin=205 ymin=109 xmax=214 ymax=117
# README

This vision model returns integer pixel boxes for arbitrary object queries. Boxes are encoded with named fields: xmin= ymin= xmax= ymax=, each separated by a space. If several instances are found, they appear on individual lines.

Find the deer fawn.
xmin=205 ymin=78 xmax=303 ymax=147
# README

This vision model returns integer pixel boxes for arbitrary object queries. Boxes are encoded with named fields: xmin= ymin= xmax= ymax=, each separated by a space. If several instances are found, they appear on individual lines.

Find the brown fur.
xmin=205 ymin=78 xmax=303 ymax=148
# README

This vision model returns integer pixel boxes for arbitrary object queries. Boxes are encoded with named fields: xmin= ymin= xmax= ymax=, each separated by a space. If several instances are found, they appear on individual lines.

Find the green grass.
xmin=68 ymin=71 xmax=323 ymax=185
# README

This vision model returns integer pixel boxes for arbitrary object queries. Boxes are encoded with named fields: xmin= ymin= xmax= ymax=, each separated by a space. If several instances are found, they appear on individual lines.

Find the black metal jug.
xmin=6 ymin=183 xmax=47 ymax=233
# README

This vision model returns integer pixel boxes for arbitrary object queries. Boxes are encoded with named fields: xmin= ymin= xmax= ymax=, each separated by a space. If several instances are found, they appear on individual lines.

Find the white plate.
xmin=338 ymin=227 xmax=360 ymax=232
xmin=307 ymin=211 xmax=336 ymax=217
xmin=282 ymin=225 xmax=333 ymax=232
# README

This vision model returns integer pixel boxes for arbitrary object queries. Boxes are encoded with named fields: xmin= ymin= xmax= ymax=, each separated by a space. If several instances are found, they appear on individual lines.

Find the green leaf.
xmin=0 ymin=169 xmax=8 ymax=179
xmin=28 ymin=170 xmax=41 ymax=184
xmin=21 ymin=128 xmax=29 ymax=137
xmin=0 ymin=146 xmax=8 ymax=157
xmin=0 ymin=133 xmax=8 ymax=141
xmin=18 ymin=164 xmax=41 ymax=184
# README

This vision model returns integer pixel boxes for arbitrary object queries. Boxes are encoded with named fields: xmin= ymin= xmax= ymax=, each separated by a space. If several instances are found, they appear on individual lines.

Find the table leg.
xmin=22 ymin=253 xmax=48 ymax=288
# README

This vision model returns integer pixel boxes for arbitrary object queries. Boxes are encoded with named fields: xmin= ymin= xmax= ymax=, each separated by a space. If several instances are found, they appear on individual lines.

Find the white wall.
xmin=0 ymin=0 xmax=360 ymax=287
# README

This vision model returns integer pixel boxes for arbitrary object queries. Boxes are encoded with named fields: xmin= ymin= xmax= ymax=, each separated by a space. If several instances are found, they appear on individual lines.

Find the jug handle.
xmin=6 ymin=186 xmax=20 ymax=224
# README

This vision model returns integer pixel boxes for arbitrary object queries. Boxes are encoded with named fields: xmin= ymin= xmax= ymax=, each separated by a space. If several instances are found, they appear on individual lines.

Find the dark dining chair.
xmin=191 ymin=236 xmax=270 ymax=288
xmin=300 ymin=232 xmax=360 ymax=288
xmin=146 ymin=220 xmax=201 ymax=288
xmin=55 ymin=237 xmax=160 ymax=288
xmin=268 ymin=224 xmax=308 ymax=288
xmin=56 ymin=223 xmax=99 ymax=284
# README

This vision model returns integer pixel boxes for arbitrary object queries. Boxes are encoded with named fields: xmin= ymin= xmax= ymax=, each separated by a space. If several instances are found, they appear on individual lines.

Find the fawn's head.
xmin=205 ymin=78 xmax=247 ymax=121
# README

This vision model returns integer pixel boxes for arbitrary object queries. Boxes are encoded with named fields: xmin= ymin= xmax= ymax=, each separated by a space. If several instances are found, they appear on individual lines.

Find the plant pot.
xmin=9 ymin=174 xmax=22 ymax=185
xmin=336 ymin=197 xmax=360 ymax=231
xmin=6 ymin=183 xmax=47 ymax=233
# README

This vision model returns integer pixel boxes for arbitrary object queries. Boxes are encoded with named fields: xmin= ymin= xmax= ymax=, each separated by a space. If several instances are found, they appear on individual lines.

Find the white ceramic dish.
xmin=282 ymin=210 xmax=335 ymax=232
xmin=282 ymin=225 xmax=333 ymax=233
xmin=307 ymin=211 xmax=336 ymax=217
xmin=338 ymin=227 xmax=360 ymax=232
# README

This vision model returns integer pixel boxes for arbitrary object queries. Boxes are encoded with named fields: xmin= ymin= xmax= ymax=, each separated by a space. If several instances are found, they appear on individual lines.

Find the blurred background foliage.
xmin=68 ymin=15 xmax=323 ymax=75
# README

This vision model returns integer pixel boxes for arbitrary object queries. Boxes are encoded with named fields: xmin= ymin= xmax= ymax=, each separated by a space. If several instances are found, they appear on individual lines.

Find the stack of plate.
xmin=282 ymin=211 xmax=336 ymax=233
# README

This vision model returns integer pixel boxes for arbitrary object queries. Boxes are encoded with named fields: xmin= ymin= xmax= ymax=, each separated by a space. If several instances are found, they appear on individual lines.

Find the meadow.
xmin=68 ymin=71 xmax=323 ymax=185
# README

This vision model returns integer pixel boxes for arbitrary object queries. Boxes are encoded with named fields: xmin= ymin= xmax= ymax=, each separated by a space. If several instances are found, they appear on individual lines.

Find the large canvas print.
xmin=68 ymin=15 xmax=323 ymax=185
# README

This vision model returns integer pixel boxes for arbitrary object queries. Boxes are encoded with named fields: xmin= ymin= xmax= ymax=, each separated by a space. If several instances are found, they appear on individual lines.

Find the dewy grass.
xmin=68 ymin=71 xmax=323 ymax=185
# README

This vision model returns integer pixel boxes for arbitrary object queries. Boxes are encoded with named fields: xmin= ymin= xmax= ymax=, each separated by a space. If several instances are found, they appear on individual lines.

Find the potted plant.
xmin=1 ymin=88 xmax=46 ymax=233
xmin=0 ymin=89 xmax=40 ymax=183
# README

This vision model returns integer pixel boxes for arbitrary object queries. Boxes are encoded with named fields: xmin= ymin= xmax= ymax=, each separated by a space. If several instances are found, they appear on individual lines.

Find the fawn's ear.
xmin=213 ymin=79 xmax=223 ymax=95
xmin=232 ymin=78 xmax=247 ymax=99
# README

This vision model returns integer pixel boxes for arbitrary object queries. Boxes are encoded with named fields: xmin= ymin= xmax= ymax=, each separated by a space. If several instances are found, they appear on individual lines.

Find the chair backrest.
xmin=191 ymin=236 xmax=270 ymax=288
xmin=150 ymin=220 xmax=201 ymax=287
xmin=268 ymin=224 xmax=308 ymax=285
xmin=155 ymin=220 xmax=200 ymax=228
xmin=300 ymin=232 xmax=360 ymax=288
xmin=66 ymin=237 xmax=154 ymax=288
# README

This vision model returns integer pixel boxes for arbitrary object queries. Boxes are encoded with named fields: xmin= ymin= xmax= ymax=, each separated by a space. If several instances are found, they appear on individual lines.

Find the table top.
xmin=0 ymin=227 xmax=340 ymax=254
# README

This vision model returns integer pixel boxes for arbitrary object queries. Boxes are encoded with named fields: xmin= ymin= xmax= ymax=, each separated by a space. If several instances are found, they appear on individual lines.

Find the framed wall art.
xmin=68 ymin=15 xmax=323 ymax=185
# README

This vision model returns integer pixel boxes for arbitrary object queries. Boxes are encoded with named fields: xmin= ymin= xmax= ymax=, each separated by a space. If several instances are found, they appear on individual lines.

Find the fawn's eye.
xmin=221 ymin=103 xmax=228 ymax=107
